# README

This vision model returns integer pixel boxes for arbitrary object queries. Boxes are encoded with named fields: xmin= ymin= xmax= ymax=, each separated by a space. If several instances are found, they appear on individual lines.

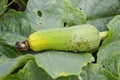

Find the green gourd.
xmin=16 ymin=24 xmax=108 ymax=52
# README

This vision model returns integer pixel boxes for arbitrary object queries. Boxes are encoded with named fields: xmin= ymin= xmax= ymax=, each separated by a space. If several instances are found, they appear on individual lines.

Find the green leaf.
xmin=0 ymin=32 xmax=27 ymax=57
xmin=102 ymin=15 xmax=120 ymax=45
xmin=4 ymin=60 xmax=53 ymax=80
xmin=0 ymin=10 xmax=34 ymax=37
xmin=74 ymin=0 xmax=120 ymax=31
xmin=87 ymin=17 xmax=112 ymax=31
xmin=1 ymin=0 xmax=85 ymax=35
xmin=80 ymin=63 xmax=119 ymax=80
xmin=0 ymin=43 xmax=21 ymax=57
xmin=0 ymin=9 xmax=33 ymax=57
xmin=79 ymin=0 xmax=120 ymax=19
xmin=26 ymin=0 xmax=86 ymax=30
xmin=35 ymin=51 xmax=94 ymax=79
xmin=97 ymin=15 xmax=120 ymax=77
xmin=0 ymin=32 xmax=26 ymax=46
xmin=0 ymin=0 xmax=7 ymax=15
xmin=0 ymin=54 xmax=34 ymax=80
xmin=4 ymin=60 xmax=80 ymax=80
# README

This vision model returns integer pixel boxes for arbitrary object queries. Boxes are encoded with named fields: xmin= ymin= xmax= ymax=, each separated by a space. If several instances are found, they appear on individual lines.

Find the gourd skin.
xmin=28 ymin=24 xmax=100 ymax=52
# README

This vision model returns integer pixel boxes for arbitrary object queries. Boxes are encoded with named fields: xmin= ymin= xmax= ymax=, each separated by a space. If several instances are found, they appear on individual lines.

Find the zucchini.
xmin=15 ymin=24 xmax=108 ymax=52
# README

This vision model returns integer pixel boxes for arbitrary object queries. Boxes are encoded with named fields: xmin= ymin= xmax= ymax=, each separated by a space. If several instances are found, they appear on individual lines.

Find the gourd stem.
xmin=99 ymin=31 xmax=108 ymax=40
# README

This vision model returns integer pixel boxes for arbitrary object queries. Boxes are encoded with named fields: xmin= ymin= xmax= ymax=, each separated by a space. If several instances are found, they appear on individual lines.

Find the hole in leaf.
xmin=64 ymin=22 xmax=67 ymax=27
xmin=79 ymin=8 xmax=82 ymax=10
xmin=103 ymin=66 xmax=105 ymax=68
xmin=37 ymin=11 xmax=42 ymax=17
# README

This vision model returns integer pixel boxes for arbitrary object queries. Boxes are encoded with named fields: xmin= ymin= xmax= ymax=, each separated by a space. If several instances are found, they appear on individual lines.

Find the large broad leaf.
xmin=80 ymin=63 xmax=119 ymax=80
xmin=97 ymin=15 xmax=120 ymax=77
xmin=0 ymin=54 xmax=34 ymax=80
xmin=71 ymin=0 xmax=120 ymax=31
xmin=35 ymin=51 xmax=94 ymax=79
xmin=0 ymin=10 xmax=34 ymax=37
xmin=0 ymin=10 xmax=33 ymax=56
xmin=3 ymin=60 xmax=53 ymax=80
xmin=4 ymin=60 xmax=80 ymax=80
xmin=3 ymin=60 xmax=83 ymax=80
xmin=0 ymin=0 xmax=86 ymax=34
xmin=26 ymin=0 xmax=86 ymax=30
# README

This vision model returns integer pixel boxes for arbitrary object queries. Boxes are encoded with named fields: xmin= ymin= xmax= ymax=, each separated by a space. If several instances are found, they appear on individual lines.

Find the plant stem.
xmin=6 ymin=0 xmax=16 ymax=8
xmin=99 ymin=31 xmax=108 ymax=40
